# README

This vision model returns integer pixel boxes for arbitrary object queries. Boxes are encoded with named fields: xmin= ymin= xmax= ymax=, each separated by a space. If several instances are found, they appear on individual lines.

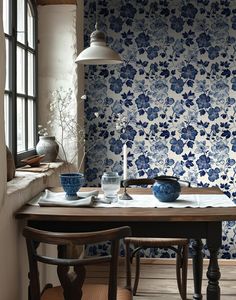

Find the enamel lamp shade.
xmin=75 ymin=24 xmax=122 ymax=65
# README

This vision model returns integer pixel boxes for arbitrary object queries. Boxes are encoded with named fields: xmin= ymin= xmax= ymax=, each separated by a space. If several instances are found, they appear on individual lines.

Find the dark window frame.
xmin=4 ymin=0 xmax=38 ymax=166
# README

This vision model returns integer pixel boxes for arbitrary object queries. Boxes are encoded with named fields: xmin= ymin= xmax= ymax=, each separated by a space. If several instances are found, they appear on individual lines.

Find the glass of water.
xmin=101 ymin=172 xmax=120 ymax=203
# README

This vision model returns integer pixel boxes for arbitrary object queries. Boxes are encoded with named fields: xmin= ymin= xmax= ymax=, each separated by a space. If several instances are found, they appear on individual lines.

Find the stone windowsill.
xmin=7 ymin=162 xmax=68 ymax=211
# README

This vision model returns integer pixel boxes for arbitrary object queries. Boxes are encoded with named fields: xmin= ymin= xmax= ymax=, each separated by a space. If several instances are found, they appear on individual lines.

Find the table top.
xmin=15 ymin=186 xmax=236 ymax=222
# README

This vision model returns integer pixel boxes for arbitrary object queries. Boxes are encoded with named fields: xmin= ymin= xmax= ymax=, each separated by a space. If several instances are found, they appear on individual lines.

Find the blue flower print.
xmin=173 ymin=100 xmax=185 ymax=115
xmin=231 ymin=77 xmax=236 ymax=91
xmin=170 ymin=138 xmax=184 ymax=154
xmin=181 ymin=64 xmax=198 ymax=80
xmin=181 ymin=125 xmax=198 ymax=140
xmin=147 ymin=107 xmax=159 ymax=121
xmin=208 ymin=168 xmax=220 ymax=182
xmin=135 ymin=154 xmax=150 ymax=170
xmin=111 ymin=102 xmax=124 ymax=114
xmin=120 ymin=125 xmax=137 ymax=141
xmin=135 ymin=32 xmax=150 ymax=48
xmin=170 ymin=77 xmax=184 ymax=93
xmin=109 ymin=77 xmax=123 ymax=94
xmin=231 ymin=138 xmax=236 ymax=152
xmin=196 ymin=32 xmax=211 ymax=48
xmin=196 ymin=155 xmax=211 ymax=170
xmin=109 ymin=138 xmax=123 ymax=154
xmin=232 ymin=16 xmax=236 ymax=30
xmin=173 ymin=161 xmax=185 ymax=176
xmin=211 ymin=141 xmax=229 ymax=160
xmin=172 ymin=39 xmax=185 ymax=56
xmin=181 ymin=3 xmax=198 ymax=19
xmin=86 ymin=168 xmax=98 ymax=182
xmin=84 ymin=0 xmax=236 ymax=258
xmin=150 ymin=141 xmax=168 ymax=157
xmin=120 ymin=64 xmax=137 ymax=80
xmin=207 ymin=107 xmax=220 ymax=121
xmin=170 ymin=16 xmax=184 ymax=33
xmin=147 ymin=46 xmax=159 ymax=60
xmin=196 ymin=94 xmax=211 ymax=109
xmin=150 ymin=80 xmax=168 ymax=99
xmin=120 ymin=3 xmax=137 ymax=19
xmin=135 ymin=94 xmax=150 ymax=109
xmin=109 ymin=16 xmax=123 ymax=32
xmin=147 ymin=168 xmax=160 ymax=178
xmin=208 ymin=46 xmax=220 ymax=60
xmin=211 ymin=80 xmax=229 ymax=99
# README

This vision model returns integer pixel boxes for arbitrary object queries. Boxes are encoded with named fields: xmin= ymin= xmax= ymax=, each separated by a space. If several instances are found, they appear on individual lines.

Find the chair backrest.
xmin=23 ymin=226 xmax=131 ymax=300
xmin=123 ymin=178 xmax=155 ymax=188
xmin=123 ymin=177 xmax=190 ymax=188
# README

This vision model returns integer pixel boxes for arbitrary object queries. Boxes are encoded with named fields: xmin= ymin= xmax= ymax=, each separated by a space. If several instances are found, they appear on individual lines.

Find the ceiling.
xmin=37 ymin=0 xmax=76 ymax=5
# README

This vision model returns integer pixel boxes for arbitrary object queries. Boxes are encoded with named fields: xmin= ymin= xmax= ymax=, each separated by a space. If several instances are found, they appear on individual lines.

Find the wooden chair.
xmin=123 ymin=178 xmax=189 ymax=299
xmin=23 ymin=226 xmax=133 ymax=300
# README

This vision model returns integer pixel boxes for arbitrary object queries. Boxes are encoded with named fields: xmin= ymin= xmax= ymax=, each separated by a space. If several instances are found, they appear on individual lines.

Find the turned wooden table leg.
xmin=192 ymin=239 xmax=203 ymax=300
xmin=206 ymin=222 xmax=221 ymax=300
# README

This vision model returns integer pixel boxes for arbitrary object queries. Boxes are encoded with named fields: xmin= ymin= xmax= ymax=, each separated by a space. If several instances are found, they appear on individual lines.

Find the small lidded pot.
xmin=152 ymin=176 xmax=181 ymax=202
xmin=101 ymin=172 xmax=120 ymax=203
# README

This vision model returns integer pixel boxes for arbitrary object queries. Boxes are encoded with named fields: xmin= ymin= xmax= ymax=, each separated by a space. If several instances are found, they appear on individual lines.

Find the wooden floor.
xmin=86 ymin=258 xmax=236 ymax=299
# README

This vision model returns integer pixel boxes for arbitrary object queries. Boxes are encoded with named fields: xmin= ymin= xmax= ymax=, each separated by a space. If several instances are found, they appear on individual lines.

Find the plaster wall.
xmin=38 ymin=5 xmax=84 ymax=168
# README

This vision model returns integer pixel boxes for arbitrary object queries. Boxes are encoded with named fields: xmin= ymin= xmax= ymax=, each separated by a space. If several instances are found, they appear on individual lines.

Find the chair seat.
xmin=125 ymin=237 xmax=188 ymax=247
xmin=41 ymin=284 xmax=132 ymax=300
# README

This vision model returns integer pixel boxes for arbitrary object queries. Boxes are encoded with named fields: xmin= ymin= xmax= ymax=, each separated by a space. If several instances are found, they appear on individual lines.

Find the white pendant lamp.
xmin=76 ymin=23 xmax=122 ymax=65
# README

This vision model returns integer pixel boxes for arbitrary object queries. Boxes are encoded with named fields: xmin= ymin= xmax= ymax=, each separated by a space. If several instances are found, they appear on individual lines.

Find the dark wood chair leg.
xmin=181 ymin=244 xmax=188 ymax=300
xmin=176 ymin=246 xmax=182 ymax=297
xmin=125 ymin=241 xmax=132 ymax=290
xmin=176 ymin=245 xmax=188 ymax=300
xmin=133 ymin=251 xmax=141 ymax=296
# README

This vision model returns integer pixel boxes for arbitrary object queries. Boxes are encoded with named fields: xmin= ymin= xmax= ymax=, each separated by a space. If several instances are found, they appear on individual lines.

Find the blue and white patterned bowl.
xmin=152 ymin=178 xmax=181 ymax=202
xmin=60 ymin=173 xmax=84 ymax=200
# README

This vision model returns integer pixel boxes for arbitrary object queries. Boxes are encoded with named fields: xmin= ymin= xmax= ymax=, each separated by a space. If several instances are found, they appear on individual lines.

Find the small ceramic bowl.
xmin=21 ymin=155 xmax=45 ymax=167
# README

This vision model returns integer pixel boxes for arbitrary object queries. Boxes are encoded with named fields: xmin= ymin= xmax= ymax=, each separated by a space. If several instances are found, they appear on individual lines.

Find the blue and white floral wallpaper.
xmin=84 ymin=0 xmax=236 ymax=258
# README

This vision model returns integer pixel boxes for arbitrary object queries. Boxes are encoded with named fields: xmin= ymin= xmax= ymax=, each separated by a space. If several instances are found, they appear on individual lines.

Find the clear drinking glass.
xmin=101 ymin=172 xmax=120 ymax=203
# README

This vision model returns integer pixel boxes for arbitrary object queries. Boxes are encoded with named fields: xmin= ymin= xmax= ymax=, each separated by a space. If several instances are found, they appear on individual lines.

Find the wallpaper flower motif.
xmin=84 ymin=0 xmax=236 ymax=258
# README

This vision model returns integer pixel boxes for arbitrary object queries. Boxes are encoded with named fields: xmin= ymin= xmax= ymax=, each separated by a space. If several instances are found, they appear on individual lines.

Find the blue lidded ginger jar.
xmin=152 ymin=177 xmax=181 ymax=202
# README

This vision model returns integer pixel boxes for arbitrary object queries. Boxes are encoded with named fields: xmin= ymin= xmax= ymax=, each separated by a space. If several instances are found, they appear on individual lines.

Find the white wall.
xmin=38 ymin=5 xmax=84 ymax=169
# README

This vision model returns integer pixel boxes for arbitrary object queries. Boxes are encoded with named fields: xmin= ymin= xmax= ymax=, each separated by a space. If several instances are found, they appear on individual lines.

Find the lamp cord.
xmin=95 ymin=0 xmax=98 ymax=30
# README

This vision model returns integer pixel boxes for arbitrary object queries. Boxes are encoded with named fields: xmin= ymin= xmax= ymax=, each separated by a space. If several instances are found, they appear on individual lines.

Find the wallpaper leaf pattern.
xmin=84 ymin=0 xmax=236 ymax=258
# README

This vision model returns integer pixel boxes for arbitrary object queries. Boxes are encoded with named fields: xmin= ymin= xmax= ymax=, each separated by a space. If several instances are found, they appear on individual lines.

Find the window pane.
xmin=28 ymin=99 xmax=35 ymax=149
xmin=5 ymin=38 xmax=9 ymax=90
xmin=27 ymin=3 xmax=34 ymax=48
xmin=4 ymin=94 xmax=9 ymax=147
xmin=3 ymin=0 xmax=10 ymax=34
xmin=17 ymin=0 xmax=25 ymax=44
xmin=28 ymin=52 xmax=34 ymax=96
xmin=17 ymin=46 xmax=25 ymax=94
xmin=17 ymin=97 xmax=26 ymax=152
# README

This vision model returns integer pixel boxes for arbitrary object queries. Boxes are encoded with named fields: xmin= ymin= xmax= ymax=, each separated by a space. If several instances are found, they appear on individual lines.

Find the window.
xmin=3 ymin=0 xmax=37 ymax=165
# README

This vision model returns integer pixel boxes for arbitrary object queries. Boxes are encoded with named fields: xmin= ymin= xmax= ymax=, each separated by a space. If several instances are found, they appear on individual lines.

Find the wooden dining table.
xmin=15 ymin=186 xmax=236 ymax=300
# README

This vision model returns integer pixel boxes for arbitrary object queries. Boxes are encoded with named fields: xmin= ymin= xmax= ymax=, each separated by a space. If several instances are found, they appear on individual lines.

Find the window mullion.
xmin=11 ymin=0 xmax=17 ymax=161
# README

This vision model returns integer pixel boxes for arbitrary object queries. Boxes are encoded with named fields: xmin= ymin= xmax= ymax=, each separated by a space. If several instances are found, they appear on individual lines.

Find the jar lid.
xmin=102 ymin=171 xmax=119 ymax=177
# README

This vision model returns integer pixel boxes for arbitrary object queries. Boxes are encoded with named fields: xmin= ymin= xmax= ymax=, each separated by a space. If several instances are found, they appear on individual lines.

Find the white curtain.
xmin=0 ymin=2 xmax=7 ymax=208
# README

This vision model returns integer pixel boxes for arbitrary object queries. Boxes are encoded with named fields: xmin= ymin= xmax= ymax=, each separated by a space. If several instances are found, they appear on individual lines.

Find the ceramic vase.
xmin=60 ymin=173 xmax=84 ymax=200
xmin=36 ymin=136 xmax=59 ymax=162
xmin=152 ymin=177 xmax=181 ymax=202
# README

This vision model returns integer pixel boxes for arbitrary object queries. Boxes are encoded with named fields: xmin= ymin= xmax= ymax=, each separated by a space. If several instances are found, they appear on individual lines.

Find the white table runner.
xmin=95 ymin=194 xmax=236 ymax=208
xmin=28 ymin=190 xmax=236 ymax=208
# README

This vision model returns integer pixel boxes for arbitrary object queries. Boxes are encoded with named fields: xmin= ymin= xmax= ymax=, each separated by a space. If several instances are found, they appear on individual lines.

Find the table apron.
xmin=28 ymin=220 xmax=222 ymax=241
